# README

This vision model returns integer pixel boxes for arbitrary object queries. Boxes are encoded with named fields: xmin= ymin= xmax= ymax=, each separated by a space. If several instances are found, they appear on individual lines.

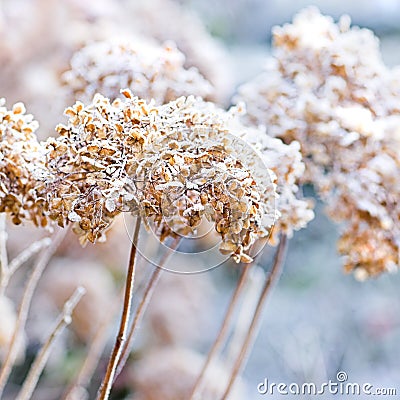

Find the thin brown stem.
xmin=16 ymin=287 xmax=86 ymax=400
xmin=0 ymin=227 xmax=67 ymax=398
xmin=96 ymin=217 xmax=141 ymax=400
xmin=189 ymin=265 xmax=251 ymax=400
xmin=65 ymin=237 xmax=182 ymax=399
xmin=62 ymin=294 xmax=121 ymax=400
xmin=0 ymin=214 xmax=9 ymax=295
xmin=225 ymin=266 xmax=265 ymax=364
xmin=220 ymin=235 xmax=288 ymax=400
xmin=114 ymin=237 xmax=182 ymax=381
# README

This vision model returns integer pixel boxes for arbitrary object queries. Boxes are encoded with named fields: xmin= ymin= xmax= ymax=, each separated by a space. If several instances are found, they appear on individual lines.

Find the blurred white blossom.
xmin=62 ymin=37 xmax=214 ymax=105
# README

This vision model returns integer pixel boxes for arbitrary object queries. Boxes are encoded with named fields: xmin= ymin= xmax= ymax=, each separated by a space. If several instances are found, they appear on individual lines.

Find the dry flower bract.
xmin=235 ymin=7 xmax=400 ymax=276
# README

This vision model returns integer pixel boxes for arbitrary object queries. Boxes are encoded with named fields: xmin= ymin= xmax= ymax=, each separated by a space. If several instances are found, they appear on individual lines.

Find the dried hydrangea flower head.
xmin=235 ymin=7 xmax=400 ymax=276
xmin=43 ymin=94 xmax=141 ymax=244
xmin=136 ymin=97 xmax=278 ymax=263
xmin=62 ymin=37 xmax=214 ymax=105
xmin=158 ymin=98 xmax=313 ymax=245
xmin=0 ymin=99 xmax=49 ymax=226
xmin=325 ymin=137 xmax=400 ymax=277
xmin=45 ymin=91 xmax=278 ymax=262
xmin=129 ymin=347 xmax=246 ymax=400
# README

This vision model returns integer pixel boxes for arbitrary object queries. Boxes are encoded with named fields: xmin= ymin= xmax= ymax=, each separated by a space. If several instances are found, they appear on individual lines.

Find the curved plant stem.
xmin=189 ymin=265 xmax=250 ymax=400
xmin=64 ymin=238 xmax=181 ymax=399
xmin=8 ymin=238 xmax=52 ymax=280
xmin=62 ymin=295 xmax=121 ymax=400
xmin=96 ymin=217 xmax=141 ymax=400
xmin=16 ymin=287 xmax=86 ymax=400
xmin=224 ymin=266 xmax=265 ymax=365
xmin=114 ymin=237 xmax=182 ymax=381
xmin=0 ymin=214 xmax=9 ymax=295
xmin=0 ymin=227 xmax=67 ymax=398
xmin=220 ymin=235 xmax=288 ymax=400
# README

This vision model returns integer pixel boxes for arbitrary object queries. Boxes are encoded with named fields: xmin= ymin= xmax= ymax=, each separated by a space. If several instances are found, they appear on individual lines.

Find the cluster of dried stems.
xmin=0 ymin=3 xmax=399 ymax=400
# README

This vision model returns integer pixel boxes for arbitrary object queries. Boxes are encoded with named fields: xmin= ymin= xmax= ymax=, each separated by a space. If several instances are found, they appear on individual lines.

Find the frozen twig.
xmin=63 ymin=293 xmax=122 ymax=400
xmin=114 ymin=237 xmax=182 ymax=381
xmin=189 ymin=265 xmax=251 ymax=400
xmin=16 ymin=286 xmax=86 ymax=400
xmin=0 ymin=214 xmax=9 ymax=294
xmin=0 ymin=228 xmax=68 ymax=397
xmin=225 ymin=266 xmax=265 ymax=365
xmin=96 ymin=217 xmax=141 ymax=400
xmin=2 ymin=237 xmax=52 ymax=290
xmin=221 ymin=235 xmax=288 ymax=399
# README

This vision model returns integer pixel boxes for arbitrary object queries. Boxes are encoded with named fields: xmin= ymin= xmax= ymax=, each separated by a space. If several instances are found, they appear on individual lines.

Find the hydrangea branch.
xmin=15 ymin=286 xmax=86 ymax=400
xmin=0 ymin=88 xmax=310 ymax=397
xmin=96 ymin=216 xmax=141 ymax=400
xmin=115 ymin=237 xmax=182 ymax=381
xmin=4 ymin=237 xmax=52 ymax=290
xmin=221 ymin=234 xmax=288 ymax=399
xmin=63 ymin=291 xmax=123 ymax=400
xmin=225 ymin=265 xmax=267 ymax=365
xmin=0 ymin=228 xmax=67 ymax=398
xmin=189 ymin=265 xmax=250 ymax=400
xmin=0 ymin=215 xmax=8 ymax=295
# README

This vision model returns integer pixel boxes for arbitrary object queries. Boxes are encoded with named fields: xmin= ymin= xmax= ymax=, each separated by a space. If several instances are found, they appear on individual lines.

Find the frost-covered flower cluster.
xmin=43 ymin=93 xmax=149 ymax=244
xmin=151 ymin=98 xmax=313 ymax=244
xmin=0 ymin=93 xmax=282 ymax=263
xmin=44 ymin=91 xmax=278 ymax=262
xmin=235 ymin=7 xmax=400 ymax=276
xmin=0 ymin=100 xmax=48 ymax=226
xmin=62 ymin=38 xmax=214 ymax=105
xmin=0 ymin=86 xmax=315 ymax=262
